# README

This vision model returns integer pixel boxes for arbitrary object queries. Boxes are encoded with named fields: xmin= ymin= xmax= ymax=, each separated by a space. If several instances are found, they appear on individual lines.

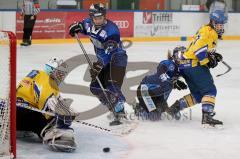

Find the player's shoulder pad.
xmin=83 ymin=18 xmax=91 ymax=24
xmin=160 ymin=59 xmax=175 ymax=66
xmin=159 ymin=60 xmax=176 ymax=71
xmin=199 ymin=25 xmax=217 ymax=39
xmin=82 ymin=18 xmax=92 ymax=28
xmin=105 ymin=20 xmax=120 ymax=36
xmin=26 ymin=70 xmax=40 ymax=78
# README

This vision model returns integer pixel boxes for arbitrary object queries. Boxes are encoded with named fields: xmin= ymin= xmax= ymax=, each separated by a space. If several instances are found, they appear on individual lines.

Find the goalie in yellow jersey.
xmin=167 ymin=9 xmax=228 ymax=128
xmin=16 ymin=57 xmax=77 ymax=152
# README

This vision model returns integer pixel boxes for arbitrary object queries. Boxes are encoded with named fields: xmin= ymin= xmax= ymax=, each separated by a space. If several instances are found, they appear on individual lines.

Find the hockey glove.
xmin=207 ymin=50 xmax=223 ymax=68
xmin=90 ymin=61 xmax=103 ymax=80
xmin=69 ymin=22 xmax=84 ymax=37
xmin=207 ymin=53 xmax=220 ymax=69
xmin=173 ymin=80 xmax=188 ymax=90
xmin=46 ymin=95 xmax=74 ymax=116
xmin=214 ymin=52 xmax=223 ymax=62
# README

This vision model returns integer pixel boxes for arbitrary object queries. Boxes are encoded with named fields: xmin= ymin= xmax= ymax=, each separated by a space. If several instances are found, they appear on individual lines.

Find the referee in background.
xmin=20 ymin=0 xmax=40 ymax=46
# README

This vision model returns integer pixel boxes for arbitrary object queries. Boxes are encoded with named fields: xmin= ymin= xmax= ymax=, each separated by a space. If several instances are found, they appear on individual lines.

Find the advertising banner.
xmin=108 ymin=12 xmax=134 ymax=37
xmin=16 ymin=11 xmax=134 ymax=39
xmin=16 ymin=12 xmax=67 ymax=39
xmin=134 ymin=12 xmax=208 ymax=37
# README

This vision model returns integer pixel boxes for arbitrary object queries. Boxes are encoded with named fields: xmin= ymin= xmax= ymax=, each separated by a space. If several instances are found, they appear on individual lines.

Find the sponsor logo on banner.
xmin=143 ymin=12 xmax=173 ymax=24
xmin=151 ymin=25 xmax=180 ymax=36
xmin=44 ymin=18 xmax=62 ymax=23
xmin=114 ymin=20 xmax=129 ymax=29
xmin=151 ymin=12 xmax=173 ymax=23
xmin=16 ymin=11 xmax=133 ymax=39
xmin=16 ymin=12 xmax=66 ymax=39
xmin=143 ymin=12 xmax=152 ymax=24
xmin=108 ymin=12 xmax=134 ymax=37
xmin=135 ymin=12 xmax=180 ymax=37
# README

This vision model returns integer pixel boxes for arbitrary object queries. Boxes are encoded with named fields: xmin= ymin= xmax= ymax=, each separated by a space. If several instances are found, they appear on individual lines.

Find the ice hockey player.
xmin=207 ymin=0 xmax=228 ymax=40
xmin=167 ymin=9 xmax=228 ymax=127
xmin=135 ymin=46 xmax=188 ymax=120
xmin=69 ymin=3 xmax=128 ymax=125
xmin=16 ymin=57 xmax=77 ymax=152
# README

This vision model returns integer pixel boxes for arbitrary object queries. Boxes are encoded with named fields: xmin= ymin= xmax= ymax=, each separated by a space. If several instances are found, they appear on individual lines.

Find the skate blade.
xmin=202 ymin=124 xmax=224 ymax=129
xmin=109 ymin=120 xmax=122 ymax=126
xmin=20 ymin=44 xmax=30 ymax=47
xmin=110 ymin=119 xmax=139 ymax=136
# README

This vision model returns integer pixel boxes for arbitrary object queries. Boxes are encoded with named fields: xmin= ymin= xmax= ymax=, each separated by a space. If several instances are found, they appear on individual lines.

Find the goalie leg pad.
xmin=43 ymin=128 xmax=77 ymax=152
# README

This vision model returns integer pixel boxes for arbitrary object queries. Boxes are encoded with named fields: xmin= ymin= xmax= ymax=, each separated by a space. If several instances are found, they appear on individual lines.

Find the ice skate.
xmin=202 ymin=111 xmax=223 ymax=129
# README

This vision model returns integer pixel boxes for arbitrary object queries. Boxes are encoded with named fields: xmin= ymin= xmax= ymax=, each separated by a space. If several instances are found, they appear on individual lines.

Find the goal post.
xmin=0 ymin=31 xmax=16 ymax=159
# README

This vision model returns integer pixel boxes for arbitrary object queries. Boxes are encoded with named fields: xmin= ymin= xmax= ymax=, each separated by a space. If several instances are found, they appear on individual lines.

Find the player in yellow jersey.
xmin=16 ymin=57 xmax=77 ymax=152
xmin=167 ymin=9 xmax=227 ymax=127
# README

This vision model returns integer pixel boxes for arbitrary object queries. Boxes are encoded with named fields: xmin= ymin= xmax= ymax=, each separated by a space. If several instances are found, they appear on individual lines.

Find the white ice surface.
xmin=16 ymin=41 xmax=240 ymax=159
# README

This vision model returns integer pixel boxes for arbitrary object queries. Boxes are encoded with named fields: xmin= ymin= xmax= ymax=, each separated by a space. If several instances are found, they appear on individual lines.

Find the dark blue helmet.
xmin=89 ymin=3 xmax=106 ymax=18
xmin=172 ymin=46 xmax=186 ymax=64
xmin=210 ymin=10 xmax=228 ymax=24
xmin=157 ymin=60 xmax=178 ymax=79
xmin=89 ymin=3 xmax=106 ymax=28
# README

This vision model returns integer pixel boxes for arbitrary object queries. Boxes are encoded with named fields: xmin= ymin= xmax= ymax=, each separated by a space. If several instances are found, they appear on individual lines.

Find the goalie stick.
xmin=16 ymin=103 xmax=136 ymax=136
xmin=216 ymin=60 xmax=232 ymax=77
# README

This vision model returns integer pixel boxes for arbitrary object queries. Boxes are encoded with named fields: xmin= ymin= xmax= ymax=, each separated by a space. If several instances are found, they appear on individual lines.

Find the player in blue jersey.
xmin=167 ymin=10 xmax=228 ymax=127
xmin=69 ymin=3 xmax=127 ymax=125
xmin=135 ymin=47 xmax=188 ymax=120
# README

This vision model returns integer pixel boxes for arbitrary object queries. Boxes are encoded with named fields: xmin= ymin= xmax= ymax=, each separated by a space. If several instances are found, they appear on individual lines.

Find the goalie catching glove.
xmin=46 ymin=95 xmax=75 ymax=116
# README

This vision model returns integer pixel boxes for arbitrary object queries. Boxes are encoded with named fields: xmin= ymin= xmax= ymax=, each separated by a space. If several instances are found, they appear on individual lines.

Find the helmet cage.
xmin=89 ymin=3 xmax=106 ymax=28
xmin=172 ymin=46 xmax=186 ymax=64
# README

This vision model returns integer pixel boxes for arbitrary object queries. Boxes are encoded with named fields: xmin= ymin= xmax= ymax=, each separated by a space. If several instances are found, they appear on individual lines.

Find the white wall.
xmin=0 ymin=11 xmax=239 ymax=38
xmin=0 ymin=12 xmax=16 ymax=33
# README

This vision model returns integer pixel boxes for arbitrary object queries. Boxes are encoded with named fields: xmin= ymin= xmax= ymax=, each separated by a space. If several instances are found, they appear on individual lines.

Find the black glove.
xmin=69 ymin=22 xmax=84 ymax=37
xmin=214 ymin=52 xmax=223 ymax=62
xmin=207 ymin=55 xmax=218 ymax=68
xmin=207 ymin=51 xmax=222 ymax=68
xmin=173 ymin=80 xmax=188 ymax=90
xmin=90 ymin=61 xmax=103 ymax=80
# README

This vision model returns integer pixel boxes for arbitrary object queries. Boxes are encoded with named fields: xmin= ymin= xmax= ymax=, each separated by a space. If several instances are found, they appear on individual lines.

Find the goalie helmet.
xmin=44 ymin=57 xmax=68 ymax=85
xmin=89 ymin=3 xmax=106 ymax=28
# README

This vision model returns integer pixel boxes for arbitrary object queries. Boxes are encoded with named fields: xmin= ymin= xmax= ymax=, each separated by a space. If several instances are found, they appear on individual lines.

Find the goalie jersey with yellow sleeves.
xmin=17 ymin=70 xmax=59 ymax=111
xmin=182 ymin=25 xmax=218 ymax=68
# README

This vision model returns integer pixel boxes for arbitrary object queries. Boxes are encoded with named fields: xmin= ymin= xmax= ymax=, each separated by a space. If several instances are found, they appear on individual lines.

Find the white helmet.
xmin=44 ymin=57 xmax=68 ymax=84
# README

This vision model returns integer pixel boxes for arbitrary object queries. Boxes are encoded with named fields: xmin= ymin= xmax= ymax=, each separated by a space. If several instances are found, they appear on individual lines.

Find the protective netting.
xmin=0 ymin=31 xmax=11 ymax=157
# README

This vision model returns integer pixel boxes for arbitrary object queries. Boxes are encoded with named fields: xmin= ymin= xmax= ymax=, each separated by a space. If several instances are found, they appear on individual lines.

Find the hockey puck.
xmin=103 ymin=147 xmax=110 ymax=153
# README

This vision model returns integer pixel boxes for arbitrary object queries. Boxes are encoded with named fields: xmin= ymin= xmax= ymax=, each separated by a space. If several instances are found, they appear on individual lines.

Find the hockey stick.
xmin=16 ymin=103 xmax=116 ymax=135
xmin=17 ymin=103 xmax=136 ymax=136
xmin=74 ymin=34 xmax=117 ymax=116
xmin=216 ymin=60 xmax=232 ymax=77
